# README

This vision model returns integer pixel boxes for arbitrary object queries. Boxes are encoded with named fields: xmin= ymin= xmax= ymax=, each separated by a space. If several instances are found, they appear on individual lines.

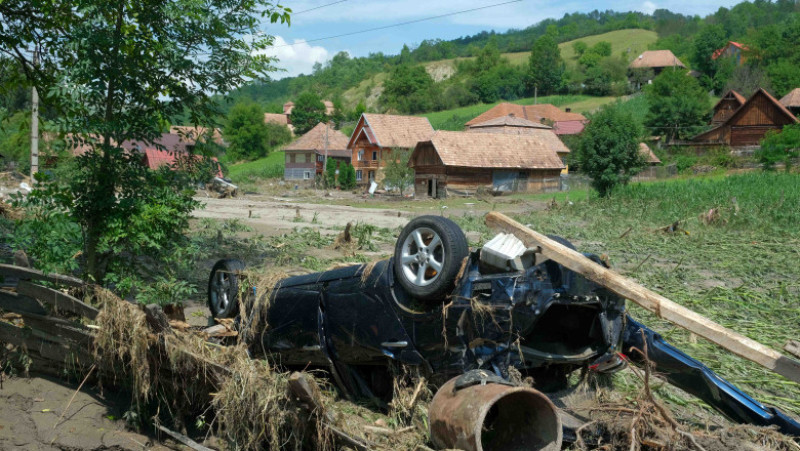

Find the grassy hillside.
xmin=421 ymin=94 xmax=618 ymax=130
xmin=341 ymin=29 xmax=655 ymax=111
xmin=503 ymin=28 xmax=659 ymax=68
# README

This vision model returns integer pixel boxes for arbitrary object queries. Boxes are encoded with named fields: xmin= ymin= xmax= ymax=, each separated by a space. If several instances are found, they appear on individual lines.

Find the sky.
xmin=260 ymin=0 xmax=745 ymax=78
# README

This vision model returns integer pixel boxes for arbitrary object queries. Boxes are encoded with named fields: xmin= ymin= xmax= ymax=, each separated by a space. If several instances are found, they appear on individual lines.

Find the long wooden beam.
xmin=485 ymin=211 xmax=800 ymax=384
xmin=0 ymin=264 xmax=85 ymax=287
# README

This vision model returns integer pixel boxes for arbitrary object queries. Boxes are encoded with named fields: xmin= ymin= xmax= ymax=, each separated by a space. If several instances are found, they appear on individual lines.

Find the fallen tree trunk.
xmin=485 ymin=211 xmax=800 ymax=384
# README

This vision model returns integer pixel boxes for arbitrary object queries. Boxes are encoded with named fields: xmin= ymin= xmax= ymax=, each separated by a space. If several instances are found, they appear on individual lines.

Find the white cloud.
xmin=259 ymin=36 xmax=330 ymax=79
xmin=640 ymin=1 xmax=657 ymax=15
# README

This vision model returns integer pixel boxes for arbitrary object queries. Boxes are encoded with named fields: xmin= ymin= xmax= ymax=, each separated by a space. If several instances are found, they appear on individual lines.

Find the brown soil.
xmin=0 ymin=375 xmax=173 ymax=451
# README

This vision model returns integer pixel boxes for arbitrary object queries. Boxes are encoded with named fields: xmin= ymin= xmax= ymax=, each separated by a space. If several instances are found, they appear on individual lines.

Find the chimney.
xmin=565 ymin=108 xmax=572 ymax=113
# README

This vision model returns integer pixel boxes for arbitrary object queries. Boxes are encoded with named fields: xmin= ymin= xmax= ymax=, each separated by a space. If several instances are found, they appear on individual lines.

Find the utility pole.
xmin=30 ymin=47 xmax=39 ymax=182
xmin=534 ymin=85 xmax=538 ymax=105
xmin=323 ymin=121 xmax=329 ymax=186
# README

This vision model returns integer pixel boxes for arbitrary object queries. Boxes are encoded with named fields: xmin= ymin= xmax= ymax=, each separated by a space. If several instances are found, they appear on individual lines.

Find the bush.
xmin=339 ymin=163 xmax=356 ymax=190
xmin=757 ymin=124 xmax=800 ymax=171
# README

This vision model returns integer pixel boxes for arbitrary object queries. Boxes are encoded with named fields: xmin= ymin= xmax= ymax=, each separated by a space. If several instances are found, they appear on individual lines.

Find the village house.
xmin=409 ymin=131 xmax=565 ymax=198
xmin=466 ymin=114 xmax=572 ymax=174
xmin=711 ymin=90 xmax=747 ymax=126
xmin=284 ymin=122 xmax=350 ymax=181
xmin=692 ymin=88 xmax=799 ymax=147
xmin=779 ymin=88 xmax=800 ymax=116
xmin=712 ymin=41 xmax=749 ymax=66
xmin=347 ymin=113 xmax=435 ymax=186
xmin=628 ymin=50 xmax=687 ymax=85
xmin=465 ymin=103 xmax=588 ymax=135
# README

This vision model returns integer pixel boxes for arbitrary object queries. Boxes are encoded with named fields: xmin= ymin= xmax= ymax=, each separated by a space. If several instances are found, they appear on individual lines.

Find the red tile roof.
xmin=712 ymin=41 xmax=750 ymax=60
xmin=142 ymin=148 xmax=223 ymax=178
xmin=465 ymin=103 xmax=587 ymax=128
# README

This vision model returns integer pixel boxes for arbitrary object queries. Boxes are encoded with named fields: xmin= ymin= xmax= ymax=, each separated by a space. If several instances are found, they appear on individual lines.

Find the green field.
xmin=503 ymin=28 xmax=659 ymax=69
xmin=227 ymin=151 xmax=285 ymax=183
xmin=421 ymin=94 xmax=617 ymax=130
xmin=450 ymin=172 xmax=800 ymax=417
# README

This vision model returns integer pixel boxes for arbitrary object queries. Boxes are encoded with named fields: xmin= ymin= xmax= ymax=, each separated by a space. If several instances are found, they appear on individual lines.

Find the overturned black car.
xmin=208 ymin=215 xmax=800 ymax=438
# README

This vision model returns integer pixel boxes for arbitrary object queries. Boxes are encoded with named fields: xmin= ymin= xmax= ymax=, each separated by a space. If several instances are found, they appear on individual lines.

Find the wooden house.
xmin=409 ymin=131 xmax=565 ymax=198
xmin=347 ymin=114 xmax=434 ymax=186
xmin=465 ymin=103 xmax=588 ymax=135
xmin=628 ymin=50 xmax=686 ymax=77
xmin=780 ymin=88 xmax=800 ymax=116
xmin=712 ymin=41 xmax=749 ymax=66
xmin=284 ymin=123 xmax=350 ymax=181
xmin=467 ymin=114 xmax=571 ymax=173
xmin=693 ymin=88 xmax=799 ymax=147
xmin=711 ymin=90 xmax=746 ymax=126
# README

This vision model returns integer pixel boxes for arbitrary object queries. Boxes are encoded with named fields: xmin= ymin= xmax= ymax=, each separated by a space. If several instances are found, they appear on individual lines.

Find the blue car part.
xmin=624 ymin=316 xmax=800 ymax=437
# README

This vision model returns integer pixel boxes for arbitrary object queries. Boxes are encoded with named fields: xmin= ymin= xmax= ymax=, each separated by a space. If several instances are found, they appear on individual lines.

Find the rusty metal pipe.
xmin=429 ymin=376 xmax=562 ymax=451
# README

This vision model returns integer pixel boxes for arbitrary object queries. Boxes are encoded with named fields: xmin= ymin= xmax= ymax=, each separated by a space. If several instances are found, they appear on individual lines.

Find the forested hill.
xmin=224 ymin=1 xmax=800 ymax=116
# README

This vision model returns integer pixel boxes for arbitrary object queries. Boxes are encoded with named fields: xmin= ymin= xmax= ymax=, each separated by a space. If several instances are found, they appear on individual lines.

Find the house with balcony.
xmin=347 ymin=114 xmax=435 ymax=186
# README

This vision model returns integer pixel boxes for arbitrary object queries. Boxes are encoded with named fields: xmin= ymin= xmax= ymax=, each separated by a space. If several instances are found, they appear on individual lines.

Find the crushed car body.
xmin=208 ymin=215 xmax=800 ymax=442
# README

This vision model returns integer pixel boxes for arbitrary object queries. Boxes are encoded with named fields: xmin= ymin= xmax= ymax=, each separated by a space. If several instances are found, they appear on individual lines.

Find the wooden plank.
xmin=785 ymin=341 xmax=800 ymax=360
xmin=17 ymin=281 xmax=99 ymax=320
xmin=485 ymin=211 xmax=800 ymax=384
xmin=0 ymin=289 xmax=48 ymax=315
xmin=0 ymin=264 xmax=85 ymax=288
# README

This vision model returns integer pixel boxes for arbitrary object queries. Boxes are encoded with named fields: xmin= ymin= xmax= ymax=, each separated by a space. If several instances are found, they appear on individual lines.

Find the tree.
xmin=645 ymin=69 xmax=710 ymax=143
xmin=692 ymin=24 xmax=728 ymax=89
xmin=224 ymin=102 xmax=269 ymax=161
xmin=381 ymin=64 xmax=436 ymax=113
xmin=290 ymin=92 xmax=326 ymax=135
xmin=382 ymin=149 xmax=414 ymax=195
xmin=325 ymin=159 xmax=336 ymax=188
xmin=526 ymin=26 xmax=565 ymax=95
xmin=0 ymin=0 xmax=289 ymax=283
xmin=339 ymin=163 xmax=356 ymax=190
xmin=757 ymin=124 xmax=800 ymax=171
xmin=572 ymin=41 xmax=588 ymax=56
xmin=725 ymin=65 xmax=771 ymax=98
xmin=577 ymin=103 xmax=645 ymax=197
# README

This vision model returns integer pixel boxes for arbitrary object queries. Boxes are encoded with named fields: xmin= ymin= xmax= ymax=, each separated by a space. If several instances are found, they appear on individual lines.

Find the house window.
xmin=357 ymin=149 xmax=364 ymax=161
xmin=303 ymin=171 xmax=311 ymax=180
xmin=356 ymin=170 xmax=362 ymax=181
xmin=368 ymin=171 xmax=375 ymax=181
xmin=289 ymin=153 xmax=296 ymax=163
xmin=317 ymin=154 xmax=324 ymax=162
xmin=372 ymin=151 xmax=378 ymax=160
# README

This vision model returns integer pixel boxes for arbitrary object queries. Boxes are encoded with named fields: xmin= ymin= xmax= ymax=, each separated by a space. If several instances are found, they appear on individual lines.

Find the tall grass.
xmin=510 ymin=172 xmax=800 ymax=416
xmin=227 ymin=151 xmax=285 ymax=183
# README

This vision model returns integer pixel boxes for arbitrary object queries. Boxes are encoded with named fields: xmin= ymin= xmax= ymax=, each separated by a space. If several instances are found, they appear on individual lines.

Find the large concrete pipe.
xmin=429 ymin=371 xmax=562 ymax=451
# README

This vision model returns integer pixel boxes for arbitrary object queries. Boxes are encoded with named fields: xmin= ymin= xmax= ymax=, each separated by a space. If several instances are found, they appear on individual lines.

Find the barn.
xmin=693 ymin=88 xmax=799 ymax=147
xmin=467 ymin=115 xmax=571 ymax=173
xmin=409 ymin=131 xmax=565 ymax=198
xmin=710 ymin=90 xmax=746 ymax=126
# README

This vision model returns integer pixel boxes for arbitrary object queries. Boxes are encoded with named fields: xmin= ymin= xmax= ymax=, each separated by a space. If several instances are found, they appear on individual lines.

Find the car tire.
xmin=394 ymin=216 xmax=468 ymax=302
xmin=208 ymin=259 xmax=245 ymax=318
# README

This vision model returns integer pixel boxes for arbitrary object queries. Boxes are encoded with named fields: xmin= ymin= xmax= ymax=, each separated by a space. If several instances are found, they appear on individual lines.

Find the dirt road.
xmin=194 ymin=195 xmax=411 ymax=234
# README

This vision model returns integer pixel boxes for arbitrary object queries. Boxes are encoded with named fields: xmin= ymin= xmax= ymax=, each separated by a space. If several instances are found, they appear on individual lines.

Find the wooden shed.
xmin=711 ymin=90 xmax=746 ymax=126
xmin=780 ymin=88 xmax=800 ymax=116
xmin=693 ymin=88 xmax=799 ymax=147
xmin=409 ymin=131 xmax=565 ymax=198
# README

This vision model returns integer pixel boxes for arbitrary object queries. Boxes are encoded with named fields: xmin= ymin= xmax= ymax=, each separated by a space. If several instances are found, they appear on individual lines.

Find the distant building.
xmin=465 ymin=103 xmax=588 ymax=136
xmin=711 ymin=90 xmax=747 ymax=126
xmin=284 ymin=122 xmax=350 ymax=181
xmin=628 ymin=50 xmax=686 ymax=82
xmin=692 ymin=88 xmax=799 ymax=147
xmin=712 ymin=41 xmax=749 ymax=66
xmin=347 ymin=113 xmax=435 ymax=186
xmin=467 ymin=114 xmax=571 ymax=174
xmin=638 ymin=143 xmax=661 ymax=165
xmin=779 ymin=88 xmax=800 ymax=116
